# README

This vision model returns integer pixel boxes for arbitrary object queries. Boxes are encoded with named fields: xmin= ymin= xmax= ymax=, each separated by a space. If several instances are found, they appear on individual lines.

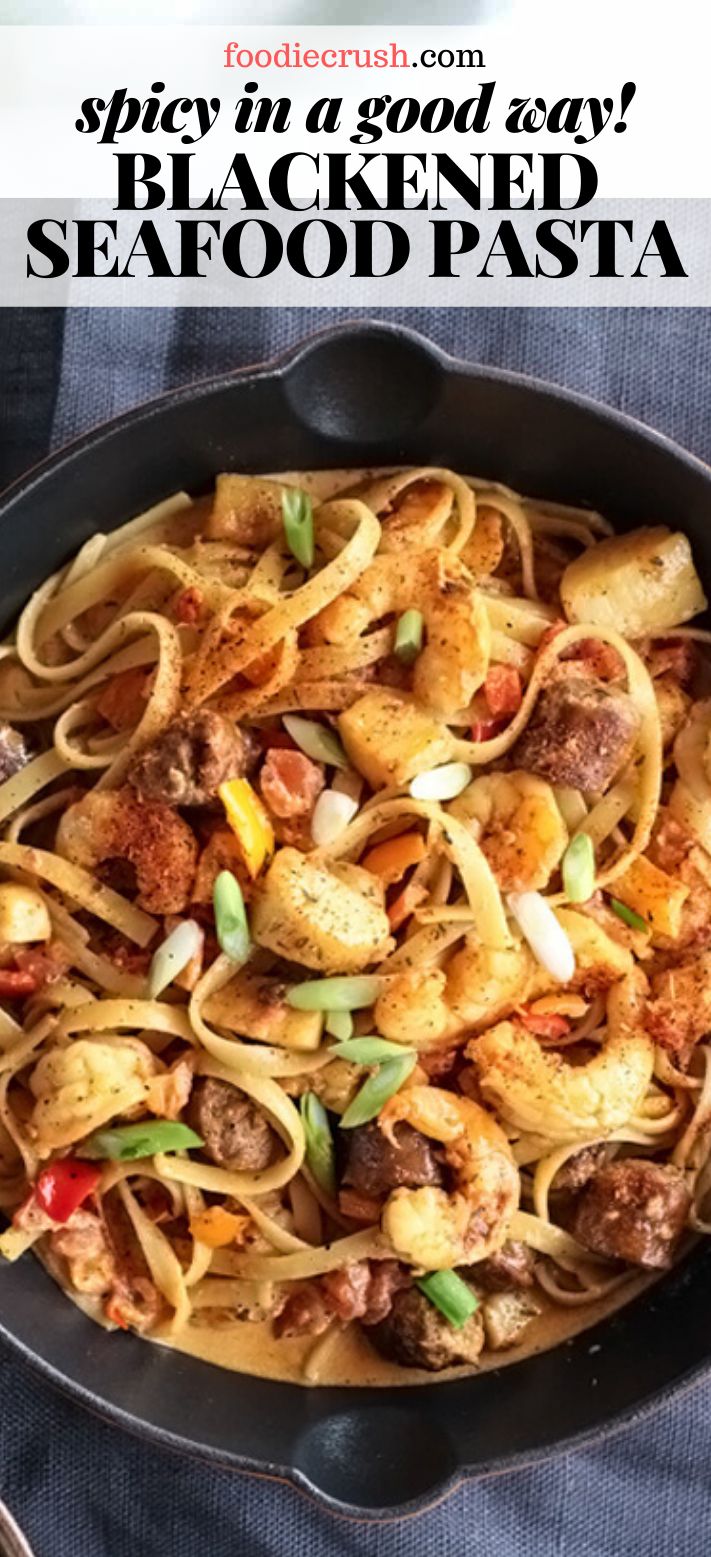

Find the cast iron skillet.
xmin=1 ymin=321 xmax=711 ymax=1518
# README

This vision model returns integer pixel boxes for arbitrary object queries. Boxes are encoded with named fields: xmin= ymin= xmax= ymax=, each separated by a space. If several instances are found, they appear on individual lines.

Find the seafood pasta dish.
xmin=0 ymin=465 xmax=710 ymax=1387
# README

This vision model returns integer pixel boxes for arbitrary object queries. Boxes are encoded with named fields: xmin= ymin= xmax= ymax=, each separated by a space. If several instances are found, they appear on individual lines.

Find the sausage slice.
xmin=188 ymin=1076 xmax=276 ymax=1172
xmin=341 ymin=1121 xmax=443 ymax=1199
xmin=131 ymin=711 xmax=249 ymax=807
xmin=572 ymin=1158 xmax=690 ymax=1269
xmin=369 ymin=1285 xmax=484 ymax=1371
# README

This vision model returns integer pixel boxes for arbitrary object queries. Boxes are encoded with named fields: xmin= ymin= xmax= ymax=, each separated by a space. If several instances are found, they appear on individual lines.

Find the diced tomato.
xmin=34 ymin=1160 xmax=102 ymax=1224
xmin=173 ymin=587 xmax=204 ymax=626
xmin=470 ymin=715 xmax=505 ymax=743
xmin=259 ymin=748 xmax=325 ymax=819
xmin=484 ymin=665 xmax=523 ymax=718
xmin=519 ymin=1008 xmax=571 ymax=1041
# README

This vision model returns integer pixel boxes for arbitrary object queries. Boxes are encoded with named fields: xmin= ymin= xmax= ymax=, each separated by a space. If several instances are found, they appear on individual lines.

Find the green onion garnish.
xmin=287 ymin=975 xmax=382 ymax=1013
xmin=562 ymin=832 xmax=595 ymax=904
xmin=609 ymin=897 xmax=650 ymax=933
xmin=81 ymin=1120 xmax=203 ymax=1161
xmin=281 ymin=487 xmax=314 ymax=570
xmin=394 ymin=609 xmax=425 ymax=665
xmin=331 ymin=1036 xmax=415 ymax=1065
xmin=213 ymin=870 xmax=251 ymax=963
xmin=416 ymin=1270 xmax=480 ymax=1329
xmin=325 ymin=1009 xmax=354 ymax=1041
xmin=340 ymin=1052 xmax=417 ymax=1129
xmin=300 ymin=1092 xmax=336 ymax=1196
xmin=147 ymin=919 xmax=202 ymax=999
xmin=282 ymin=714 xmax=348 ymax=769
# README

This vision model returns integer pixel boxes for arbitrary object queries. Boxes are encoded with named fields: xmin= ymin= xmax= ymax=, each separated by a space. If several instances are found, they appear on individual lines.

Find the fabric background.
xmin=0 ymin=306 xmax=710 ymax=1557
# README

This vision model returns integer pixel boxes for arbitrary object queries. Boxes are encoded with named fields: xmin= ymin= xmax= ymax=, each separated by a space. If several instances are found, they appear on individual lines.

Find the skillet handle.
xmin=281 ymin=321 xmax=445 ymax=446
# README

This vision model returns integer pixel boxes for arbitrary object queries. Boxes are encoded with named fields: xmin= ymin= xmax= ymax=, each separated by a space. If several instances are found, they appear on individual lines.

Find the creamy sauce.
xmin=39 ymin=1234 xmax=654 ymax=1387
xmin=163 ymin=1274 xmax=654 ymax=1387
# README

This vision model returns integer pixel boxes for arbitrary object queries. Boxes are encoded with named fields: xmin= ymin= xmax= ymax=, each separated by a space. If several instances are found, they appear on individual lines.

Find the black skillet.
xmin=1 ymin=321 xmax=710 ymax=1518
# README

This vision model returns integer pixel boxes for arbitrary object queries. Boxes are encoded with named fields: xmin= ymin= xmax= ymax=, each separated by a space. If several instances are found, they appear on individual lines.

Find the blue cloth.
xmin=1 ymin=306 xmax=710 ymax=1557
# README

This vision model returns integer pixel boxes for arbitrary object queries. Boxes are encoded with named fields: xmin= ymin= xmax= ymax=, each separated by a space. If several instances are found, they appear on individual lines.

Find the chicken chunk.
xmin=513 ymin=678 xmax=640 ymax=792
xmin=250 ymin=847 xmax=392 ymax=973
xmin=207 ymin=473 xmax=285 ymax=548
xmin=339 ymin=688 xmax=453 ymax=790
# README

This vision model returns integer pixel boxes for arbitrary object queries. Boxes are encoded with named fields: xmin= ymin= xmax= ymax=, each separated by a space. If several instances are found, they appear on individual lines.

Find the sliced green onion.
xmin=609 ymin=897 xmax=650 ymax=933
xmin=331 ymin=1036 xmax=415 ymax=1065
xmin=282 ymin=714 xmax=348 ymax=769
xmin=340 ymin=1052 xmax=417 ymax=1129
xmin=281 ymin=487 xmax=314 ymax=570
xmin=147 ymin=919 xmax=202 ymax=999
xmin=213 ymin=870 xmax=251 ymax=964
xmin=409 ymin=763 xmax=472 ymax=802
xmin=81 ymin=1120 xmax=203 ymax=1162
xmin=562 ymin=832 xmax=595 ymax=904
xmin=416 ymin=1270 xmax=479 ymax=1329
xmin=394 ymin=609 xmax=425 ymax=665
xmin=325 ymin=1009 xmax=354 ymax=1041
xmin=300 ymin=1092 xmax=336 ymax=1196
xmin=287 ymin=975 xmax=382 ymax=1012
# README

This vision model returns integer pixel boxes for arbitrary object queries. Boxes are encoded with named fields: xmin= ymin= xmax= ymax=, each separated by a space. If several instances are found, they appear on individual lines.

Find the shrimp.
xmin=375 ymin=479 xmax=455 ymax=554
xmin=307 ymin=551 xmax=490 ymax=719
xmin=29 ymin=1037 xmax=157 ymax=1154
xmin=449 ymin=772 xmax=567 ymax=893
xmin=374 ymin=942 xmax=535 ymax=1048
xmin=446 ymin=937 xmax=536 ymax=1029
xmin=472 ymin=969 xmax=654 ymax=1145
xmin=378 ymin=1085 xmax=519 ymax=1268
xmin=375 ymin=967 xmax=455 ymax=1049
xmin=56 ymin=786 xmax=198 ymax=914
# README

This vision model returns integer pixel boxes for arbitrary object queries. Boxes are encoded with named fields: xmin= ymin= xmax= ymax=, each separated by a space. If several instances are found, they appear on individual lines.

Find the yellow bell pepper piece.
xmin=218 ymin=778 xmax=275 ymax=878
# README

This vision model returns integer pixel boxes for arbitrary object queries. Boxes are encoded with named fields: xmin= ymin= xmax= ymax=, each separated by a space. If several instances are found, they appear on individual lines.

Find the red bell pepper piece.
xmin=470 ymin=715 xmax=505 ymax=743
xmin=34 ymin=1159 xmax=102 ymax=1224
